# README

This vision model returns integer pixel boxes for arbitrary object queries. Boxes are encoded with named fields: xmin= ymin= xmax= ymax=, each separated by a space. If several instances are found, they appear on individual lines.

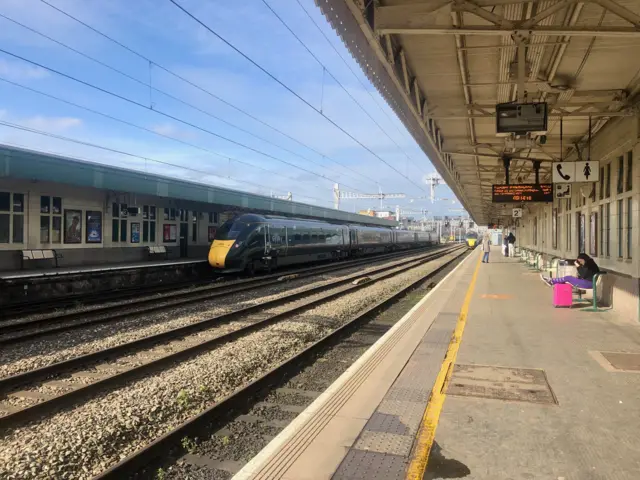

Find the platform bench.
xmin=20 ymin=249 xmax=63 ymax=269
xmin=573 ymin=272 xmax=607 ymax=311
xmin=147 ymin=245 xmax=168 ymax=260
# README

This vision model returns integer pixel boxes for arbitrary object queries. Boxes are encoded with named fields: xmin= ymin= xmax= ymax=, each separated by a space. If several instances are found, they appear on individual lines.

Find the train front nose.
xmin=208 ymin=240 xmax=235 ymax=268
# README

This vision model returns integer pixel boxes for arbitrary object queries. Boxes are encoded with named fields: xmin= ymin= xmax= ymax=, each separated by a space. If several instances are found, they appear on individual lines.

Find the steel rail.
xmin=93 ymin=248 xmax=468 ymax=479
xmin=0 ymin=246 xmax=440 ymax=344
xmin=0 ymin=246 xmax=461 ymax=427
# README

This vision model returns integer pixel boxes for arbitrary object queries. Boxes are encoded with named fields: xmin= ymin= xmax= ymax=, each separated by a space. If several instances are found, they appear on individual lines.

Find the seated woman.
xmin=540 ymin=253 xmax=600 ymax=289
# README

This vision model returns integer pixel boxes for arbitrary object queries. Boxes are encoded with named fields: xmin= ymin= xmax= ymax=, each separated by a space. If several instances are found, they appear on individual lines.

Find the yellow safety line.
xmin=405 ymin=254 xmax=482 ymax=480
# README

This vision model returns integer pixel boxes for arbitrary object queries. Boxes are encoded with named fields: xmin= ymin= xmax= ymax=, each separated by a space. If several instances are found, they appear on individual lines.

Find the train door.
xmin=264 ymin=224 xmax=271 ymax=256
xmin=179 ymin=209 xmax=189 ymax=258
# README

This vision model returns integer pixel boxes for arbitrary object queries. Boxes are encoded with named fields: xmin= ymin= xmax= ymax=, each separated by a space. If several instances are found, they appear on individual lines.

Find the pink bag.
xmin=553 ymin=283 xmax=573 ymax=308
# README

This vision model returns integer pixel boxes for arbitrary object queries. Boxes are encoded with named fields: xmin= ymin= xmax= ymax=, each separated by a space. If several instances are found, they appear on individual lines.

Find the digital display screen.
xmin=492 ymin=184 xmax=553 ymax=203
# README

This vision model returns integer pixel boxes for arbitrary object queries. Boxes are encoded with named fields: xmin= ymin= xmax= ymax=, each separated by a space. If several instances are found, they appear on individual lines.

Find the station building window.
xmin=617 ymin=155 xmax=625 ymax=194
xmin=626 ymin=150 xmax=633 ymax=192
xmin=618 ymin=199 xmax=624 ymax=258
xmin=40 ymin=196 xmax=63 ymax=244
xmin=0 ymin=191 xmax=25 ymax=244
xmin=207 ymin=212 xmax=218 ymax=241
xmin=164 ymin=208 xmax=177 ymax=221
xmin=112 ymin=203 xmax=128 ymax=243
xmin=627 ymin=197 xmax=633 ymax=259
xmin=605 ymin=163 xmax=611 ymax=198
xmin=605 ymin=202 xmax=611 ymax=257
xmin=565 ymin=213 xmax=571 ymax=251
xmin=599 ymin=167 xmax=604 ymax=200
xmin=142 ymin=206 xmax=157 ymax=244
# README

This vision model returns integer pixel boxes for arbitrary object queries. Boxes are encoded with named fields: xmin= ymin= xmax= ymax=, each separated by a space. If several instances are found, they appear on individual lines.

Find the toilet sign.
xmin=512 ymin=208 xmax=523 ymax=218
xmin=574 ymin=160 xmax=599 ymax=182
xmin=552 ymin=161 xmax=599 ymax=183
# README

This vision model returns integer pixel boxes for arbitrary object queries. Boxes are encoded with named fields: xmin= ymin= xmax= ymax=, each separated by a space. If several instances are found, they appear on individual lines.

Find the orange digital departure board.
xmin=492 ymin=184 xmax=553 ymax=203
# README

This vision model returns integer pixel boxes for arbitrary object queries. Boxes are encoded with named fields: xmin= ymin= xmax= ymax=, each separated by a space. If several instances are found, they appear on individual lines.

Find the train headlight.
xmin=234 ymin=241 xmax=243 ymax=248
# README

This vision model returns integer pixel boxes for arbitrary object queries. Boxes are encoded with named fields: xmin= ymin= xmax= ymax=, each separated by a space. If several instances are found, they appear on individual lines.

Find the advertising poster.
xmin=64 ymin=209 xmax=82 ymax=244
xmin=163 ymin=224 xmax=178 ymax=242
xmin=131 ymin=222 xmax=141 ymax=244
xmin=208 ymin=226 xmax=217 ymax=242
xmin=86 ymin=211 xmax=102 ymax=243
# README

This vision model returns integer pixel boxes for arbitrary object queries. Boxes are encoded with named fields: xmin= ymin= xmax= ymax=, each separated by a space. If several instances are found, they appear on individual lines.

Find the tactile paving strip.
xmin=332 ymin=312 xmax=459 ymax=479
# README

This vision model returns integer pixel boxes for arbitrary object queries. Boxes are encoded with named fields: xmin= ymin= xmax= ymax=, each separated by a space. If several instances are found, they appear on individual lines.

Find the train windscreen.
xmin=215 ymin=219 xmax=246 ymax=240
xmin=465 ymin=232 xmax=478 ymax=240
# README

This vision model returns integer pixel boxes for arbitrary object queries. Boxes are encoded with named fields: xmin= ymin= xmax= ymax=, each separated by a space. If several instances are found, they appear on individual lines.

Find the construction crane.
xmin=333 ymin=184 xmax=406 ymax=210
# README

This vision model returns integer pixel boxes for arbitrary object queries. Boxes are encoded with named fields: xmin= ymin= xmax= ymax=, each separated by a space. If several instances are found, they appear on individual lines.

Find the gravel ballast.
xmin=0 ymin=252 xmax=435 ymax=381
xmin=0 ymin=250 xmax=460 ymax=480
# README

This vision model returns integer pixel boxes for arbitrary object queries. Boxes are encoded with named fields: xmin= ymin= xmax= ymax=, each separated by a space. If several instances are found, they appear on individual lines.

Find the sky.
xmin=0 ymin=0 xmax=458 ymax=216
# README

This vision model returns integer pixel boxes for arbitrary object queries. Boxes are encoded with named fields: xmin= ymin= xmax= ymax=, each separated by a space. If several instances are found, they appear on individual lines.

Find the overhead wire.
xmin=0 ymin=11 xmax=371 ymax=195
xmin=262 ymin=0 xmax=429 ymax=180
xmin=36 ymin=0 xmax=379 ymax=188
xmin=0 ymin=120 xmax=334 ymax=206
xmin=0 ymin=75 xmax=334 ymax=201
xmin=292 ymin=0 xmax=427 ymax=174
xmin=166 ymin=0 xmax=427 ymax=194
xmin=0 ymin=47 xmax=347 ymax=198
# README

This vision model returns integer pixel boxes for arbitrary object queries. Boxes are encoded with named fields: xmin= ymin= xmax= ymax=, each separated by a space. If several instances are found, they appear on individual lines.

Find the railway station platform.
xmin=0 ymin=258 xmax=206 ymax=281
xmin=0 ymin=258 xmax=208 ymax=306
xmin=234 ymin=246 xmax=640 ymax=480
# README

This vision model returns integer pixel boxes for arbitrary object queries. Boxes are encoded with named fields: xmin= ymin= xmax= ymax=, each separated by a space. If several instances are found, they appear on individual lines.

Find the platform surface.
xmin=233 ymin=247 xmax=640 ymax=480
xmin=0 ymin=258 xmax=206 ymax=280
xmin=430 ymin=250 xmax=640 ymax=480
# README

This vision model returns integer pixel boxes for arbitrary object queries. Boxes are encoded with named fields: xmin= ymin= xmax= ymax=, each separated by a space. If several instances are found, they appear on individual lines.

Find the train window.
xmin=150 ymin=222 xmax=156 ymax=243
xmin=302 ymin=233 xmax=310 ymax=243
xmin=164 ymin=208 xmax=169 ymax=220
xmin=311 ymin=233 xmax=318 ymax=242
xmin=215 ymin=219 xmax=244 ymax=240
xmin=143 ymin=221 xmax=149 ymax=243
xmin=318 ymin=233 xmax=325 ymax=242
xmin=294 ymin=233 xmax=301 ymax=242
xmin=143 ymin=206 xmax=149 ymax=219
xmin=149 ymin=207 xmax=156 ymax=221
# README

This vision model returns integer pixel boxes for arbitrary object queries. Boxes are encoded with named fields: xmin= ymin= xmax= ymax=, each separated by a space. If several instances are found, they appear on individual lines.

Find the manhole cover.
xmin=446 ymin=364 xmax=557 ymax=405
xmin=600 ymin=352 xmax=640 ymax=371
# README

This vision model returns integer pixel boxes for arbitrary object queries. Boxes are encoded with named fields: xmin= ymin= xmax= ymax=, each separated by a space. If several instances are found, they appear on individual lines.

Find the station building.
xmin=314 ymin=0 xmax=640 ymax=322
xmin=0 ymin=144 xmax=395 ymax=272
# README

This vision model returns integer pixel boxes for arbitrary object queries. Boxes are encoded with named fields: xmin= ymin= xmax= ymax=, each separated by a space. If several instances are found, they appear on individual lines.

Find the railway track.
xmin=0 ymin=246 xmax=441 ymax=345
xmin=90 ymin=245 xmax=467 ymax=479
xmin=0 ymin=275 xmax=217 ymax=321
xmin=0 ymin=248 xmax=426 ymax=320
xmin=0 ymin=245 xmax=461 ymax=431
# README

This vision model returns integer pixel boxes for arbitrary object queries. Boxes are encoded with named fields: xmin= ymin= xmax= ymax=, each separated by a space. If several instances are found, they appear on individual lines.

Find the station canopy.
xmin=318 ymin=0 xmax=640 ymax=224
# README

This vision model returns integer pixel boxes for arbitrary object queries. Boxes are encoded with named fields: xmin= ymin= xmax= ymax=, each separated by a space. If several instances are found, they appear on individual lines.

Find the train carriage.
xmin=465 ymin=231 xmax=479 ymax=249
xmin=209 ymin=213 xmax=435 ymax=273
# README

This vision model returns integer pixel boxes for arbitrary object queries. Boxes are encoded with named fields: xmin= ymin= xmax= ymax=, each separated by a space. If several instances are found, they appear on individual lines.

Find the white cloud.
xmin=21 ymin=115 xmax=82 ymax=132
xmin=0 ymin=59 xmax=49 ymax=81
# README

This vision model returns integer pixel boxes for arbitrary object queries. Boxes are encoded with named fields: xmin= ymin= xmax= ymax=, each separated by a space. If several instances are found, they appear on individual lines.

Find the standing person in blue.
xmin=540 ymin=253 xmax=600 ymax=288
xmin=481 ymin=232 xmax=491 ymax=263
